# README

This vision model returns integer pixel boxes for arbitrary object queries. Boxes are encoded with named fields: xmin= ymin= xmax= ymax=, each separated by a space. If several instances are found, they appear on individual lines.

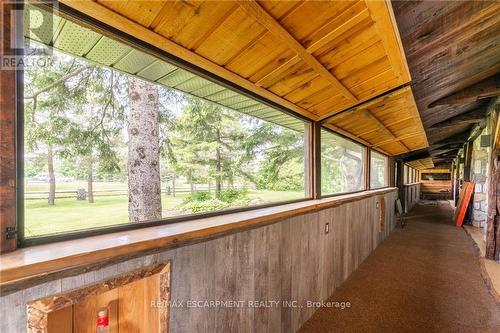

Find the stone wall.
xmin=470 ymin=129 xmax=489 ymax=232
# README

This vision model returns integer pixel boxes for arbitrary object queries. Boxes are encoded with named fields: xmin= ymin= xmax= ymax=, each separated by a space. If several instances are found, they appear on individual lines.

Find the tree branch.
xmin=24 ymin=64 xmax=95 ymax=100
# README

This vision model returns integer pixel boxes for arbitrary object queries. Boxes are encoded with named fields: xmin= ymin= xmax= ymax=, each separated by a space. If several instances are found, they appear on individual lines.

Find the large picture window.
xmin=370 ymin=151 xmax=388 ymax=189
xmin=22 ymin=7 xmax=308 ymax=239
xmin=321 ymin=129 xmax=366 ymax=195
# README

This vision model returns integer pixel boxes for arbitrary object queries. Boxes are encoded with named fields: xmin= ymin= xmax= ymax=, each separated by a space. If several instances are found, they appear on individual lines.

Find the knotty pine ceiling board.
xmin=24 ymin=4 xmax=306 ymax=132
xmin=57 ymin=0 xmax=411 ymax=123
xmin=406 ymin=158 xmax=434 ymax=170
xmin=323 ymin=86 xmax=428 ymax=156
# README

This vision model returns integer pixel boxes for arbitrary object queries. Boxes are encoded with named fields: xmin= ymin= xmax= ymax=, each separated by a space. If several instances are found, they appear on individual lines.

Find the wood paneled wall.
xmin=0 ymin=1 xmax=18 ymax=253
xmin=0 ymin=190 xmax=396 ymax=333
xmin=403 ymin=183 xmax=421 ymax=213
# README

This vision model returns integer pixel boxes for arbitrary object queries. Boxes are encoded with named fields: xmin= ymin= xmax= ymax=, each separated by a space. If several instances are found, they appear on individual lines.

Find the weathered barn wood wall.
xmin=0 ymin=1 xmax=18 ymax=253
xmin=0 ymin=190 xmax=396 ymax=332
xmin=403 ymin=183 xmax=421 ymax=213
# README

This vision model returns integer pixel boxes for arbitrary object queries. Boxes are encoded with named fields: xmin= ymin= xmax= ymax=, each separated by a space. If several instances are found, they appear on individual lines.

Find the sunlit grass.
xmin=23 ymin=187 xmax=305 ymax=238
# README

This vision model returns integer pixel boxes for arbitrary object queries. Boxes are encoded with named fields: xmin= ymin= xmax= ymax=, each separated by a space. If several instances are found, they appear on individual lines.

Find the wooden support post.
xmin=0 ymin=2 xmax=19 ymax=252
xmin=455 ymin=157 xmax=461 ymax=206
xmin=486 ymin=105 xmax=500 ymax=260
xmin=307 ymin=122 xmax=321 ymax=199
xmin=396 ymin=160 xmax=405 ymax=211
xmin=365 ymin=148 xmax=371 ymax=190
xmin=464 ymin=141 xmax=473 ymax=181
xmin=388 ymin=157 xmax=395 ymax=187
xmin=463 ymin=141 xmax=474 ymax=223
xmin=450 ymin=161 xmax=455 ymax=202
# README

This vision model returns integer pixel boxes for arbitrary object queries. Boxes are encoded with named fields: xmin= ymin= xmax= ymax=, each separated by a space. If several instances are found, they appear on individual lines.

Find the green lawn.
xmin=24 ymin=188 xmax=304 ymax=237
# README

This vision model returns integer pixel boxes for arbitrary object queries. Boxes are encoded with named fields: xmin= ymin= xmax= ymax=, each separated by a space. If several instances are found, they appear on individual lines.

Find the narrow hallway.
xmin=299 ymin=201 xmax=500 ymax=333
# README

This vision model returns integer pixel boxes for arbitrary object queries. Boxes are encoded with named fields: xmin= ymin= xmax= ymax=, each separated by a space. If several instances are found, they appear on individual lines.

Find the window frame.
xmin=369 ymin=150 xmax=390 ymax=190
xmin=319 ymin=127 xmax=369 ymax=198
xmin=8 ymin=2 xmax=395 ymax=249
xmin=16 ymin=2 xmax=315 ymax=247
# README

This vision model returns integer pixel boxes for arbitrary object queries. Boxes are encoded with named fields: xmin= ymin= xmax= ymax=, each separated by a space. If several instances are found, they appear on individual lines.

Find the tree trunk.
xmin=216 ymin=147 xmax=222 ymax=195
xmin=215 ymin=128 xmax=222 ymax=195
xmin=189 ymin=170 xmax=194 ymax=194
xmin=87 ymin=155 xmax=94 ymax=203
xmin=127 ymin=77 xmax=161 ymax=223
xmin=47 ymin=143 xmax=55 ymax=205
xmin=172 ymin=172 xmax=176 ymax=197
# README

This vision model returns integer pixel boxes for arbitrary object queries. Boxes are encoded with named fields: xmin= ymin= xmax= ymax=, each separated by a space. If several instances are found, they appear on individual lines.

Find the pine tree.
xmin=127 ymin=77 xmax=162 ymax=222
xmin=24 ymin=55 xmax=92 ymax=205
xmin=170 ymin=97 xmax=246 ymax=196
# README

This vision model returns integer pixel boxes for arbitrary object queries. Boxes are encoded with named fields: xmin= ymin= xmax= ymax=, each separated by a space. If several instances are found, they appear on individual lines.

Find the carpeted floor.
xmin=299 ymin=200 xmax=500 ymax=333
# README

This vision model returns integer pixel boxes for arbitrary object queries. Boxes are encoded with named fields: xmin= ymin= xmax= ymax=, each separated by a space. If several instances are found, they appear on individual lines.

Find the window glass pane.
xmin=321 ymin=129 xmax=366 ymax=195
xmin=23 ymin=7 xmax=308 ymax=238
xmin=370 ymin=151 xmax=388 ymax=188
xmin=421 ymin=173 xmax=451 ymax=181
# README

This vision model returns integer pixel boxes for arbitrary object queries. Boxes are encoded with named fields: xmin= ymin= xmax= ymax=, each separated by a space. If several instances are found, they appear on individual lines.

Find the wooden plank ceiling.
xmin=323 ymin=87 xmax=428 ymax=156
xmin=406 ymin=158 xmax=434 ymax=171
xmin=55 ymin=0 xmax=426 ymax=156
xmin=392 ymin=1 xmax=500 ymax=166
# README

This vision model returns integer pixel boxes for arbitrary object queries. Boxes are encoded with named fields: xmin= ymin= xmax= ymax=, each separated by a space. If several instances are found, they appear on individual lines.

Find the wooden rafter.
xmin=237 ymin=0 xmax=357 ymax=102
xmin=356 ymin=114 xmax=414 ymax=137
xmin=431 ymin=130 xmax=471 ymax=147
xmin=430 ymin=108 xmax=486 ymax=128
xmin=322 ymin=86 xmax=427 ymax=155
xmin=433 ymin=148 xmax=460 ymax=157
xmin=372 ymin=132 xmax=421 ymax=147
xmin=360 ymin=109 xmax=410 ymax=152
xmin=429 ymin=75 xmax=500 ymax=107
xmin=406 ymin=157 xmax=433 ymax=170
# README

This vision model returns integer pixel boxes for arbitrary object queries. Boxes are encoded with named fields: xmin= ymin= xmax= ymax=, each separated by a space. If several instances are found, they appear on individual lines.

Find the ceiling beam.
xmin=238 ymin=1 xmax=357 ymax=103
xmin=431 ymin=130 xmax=471 ymax=147
xmin=430 ymin=147 xmax=460 ymax=155
xmin=430 ymin=108 xmax=486 ymax=129
xmin=429 ymin=74 xmax=500 ymax=107
xmin=429 ymin=143 xmax=462 ymax=151
xmin=400 ymin=149 xmax=430 ymax=163
xmin=433 ymin=149 xmax=459 ymax=158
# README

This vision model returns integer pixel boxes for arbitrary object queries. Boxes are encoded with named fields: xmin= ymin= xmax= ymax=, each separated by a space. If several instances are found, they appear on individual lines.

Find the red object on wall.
xmin=454 ymin=181 xmax=475 ymax=227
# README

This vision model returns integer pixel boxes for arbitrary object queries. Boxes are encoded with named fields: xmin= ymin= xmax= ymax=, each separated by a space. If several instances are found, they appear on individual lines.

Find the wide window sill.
xmin=0 ymin=187 xmax=396 ymax=287
xmin=403 ymin=182 xmax=421 ymax=186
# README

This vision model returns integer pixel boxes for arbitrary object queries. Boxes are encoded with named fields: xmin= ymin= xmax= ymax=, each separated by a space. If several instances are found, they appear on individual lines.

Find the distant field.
xmin=23 ymin=182 xmax=304 ymax=237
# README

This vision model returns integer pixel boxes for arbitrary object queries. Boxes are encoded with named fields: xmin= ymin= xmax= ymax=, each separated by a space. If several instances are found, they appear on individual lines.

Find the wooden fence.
xmin=24 ymin=185 xmax=241 ymax=200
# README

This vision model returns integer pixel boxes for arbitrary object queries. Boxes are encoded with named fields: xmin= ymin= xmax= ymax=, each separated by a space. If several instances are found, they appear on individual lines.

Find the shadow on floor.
xmin=299 ymin=201 xmax=500 ymax=333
